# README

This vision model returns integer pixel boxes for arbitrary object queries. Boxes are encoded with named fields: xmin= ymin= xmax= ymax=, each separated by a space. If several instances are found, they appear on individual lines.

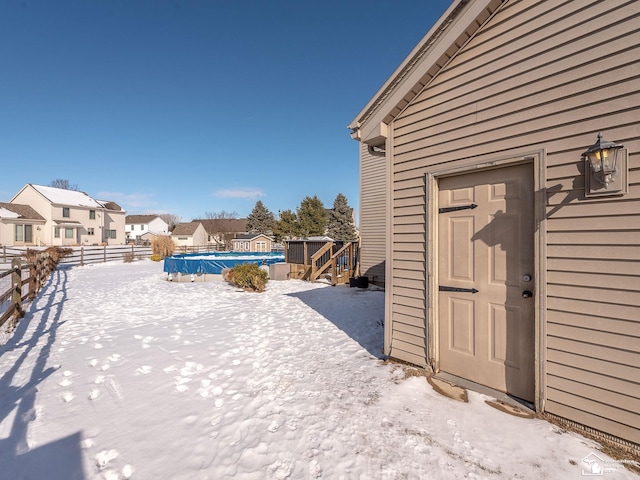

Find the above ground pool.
xmin=163 ymin=251 xmax=285 ymax=281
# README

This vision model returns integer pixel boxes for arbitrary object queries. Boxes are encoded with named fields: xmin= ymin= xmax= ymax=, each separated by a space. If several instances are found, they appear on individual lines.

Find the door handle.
xmin=522 ymin=290 xmax=533 ymax=299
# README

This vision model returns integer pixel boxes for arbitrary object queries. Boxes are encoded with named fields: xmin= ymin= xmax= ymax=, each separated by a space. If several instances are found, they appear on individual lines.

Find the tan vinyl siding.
xmin=359 ymin=143 xmax=387 ymax=286
xmin=386 ymin=0 xmax=640 ymax=443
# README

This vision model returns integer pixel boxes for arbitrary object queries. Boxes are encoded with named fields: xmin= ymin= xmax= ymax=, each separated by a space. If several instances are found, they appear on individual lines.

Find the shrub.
xmin=122 ymin=251 xmax=134 ymax=263
xmin=151 ymin=235 xmax=176 ymax=259
xmin=149 ymin=254 xmax=163 ymax=262
xmin=227 ymin=263 xmax=268 ymax=292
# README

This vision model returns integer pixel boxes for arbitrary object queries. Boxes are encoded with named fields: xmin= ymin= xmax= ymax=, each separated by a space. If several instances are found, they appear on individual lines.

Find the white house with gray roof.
xmin=125 ymin=214 xmax=169 ymax=244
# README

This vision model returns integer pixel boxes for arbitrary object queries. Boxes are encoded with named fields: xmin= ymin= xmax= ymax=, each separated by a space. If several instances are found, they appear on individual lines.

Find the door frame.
xmin=425 ymin=148 xmax=547 ymax=411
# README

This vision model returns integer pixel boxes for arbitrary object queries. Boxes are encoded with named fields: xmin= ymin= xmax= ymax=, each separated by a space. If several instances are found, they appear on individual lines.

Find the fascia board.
xmin=351 ymin=0 xmax=495 ymax=143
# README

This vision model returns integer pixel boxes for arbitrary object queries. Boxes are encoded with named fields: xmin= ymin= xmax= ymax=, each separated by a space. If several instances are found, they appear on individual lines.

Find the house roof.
xmin=348 ymin=0 xmax=504 ymax=145
xmin=0 ymin=202 xmax=45 ymax=221
xmin=193 ymin=218 xmax=247 ymax=234
xmin=172 ymin=221 xmax=204 ymax=236
xmin=24 ymin=184 xmax=104 ymax=209
xmin=99 ymin=200 xmax=124 ymax=212
xmin=126 ymin=214 xmax=160 ymax=224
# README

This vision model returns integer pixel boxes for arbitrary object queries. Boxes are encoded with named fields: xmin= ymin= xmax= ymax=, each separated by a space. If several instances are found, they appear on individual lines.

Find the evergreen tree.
xmin=245 ymin=200 xmax=275 ymax=234
xmin=272 ymin=209 xmax=299 ymax=242
xmin=296 ymin=195 xmax=327 ymax=237
xmin=326 ymin=193 xmax=358 ymax=241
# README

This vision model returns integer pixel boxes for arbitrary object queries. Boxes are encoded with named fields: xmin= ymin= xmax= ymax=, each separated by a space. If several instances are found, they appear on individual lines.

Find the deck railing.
xmin=285 ymin=240 xmax=359 ymax=285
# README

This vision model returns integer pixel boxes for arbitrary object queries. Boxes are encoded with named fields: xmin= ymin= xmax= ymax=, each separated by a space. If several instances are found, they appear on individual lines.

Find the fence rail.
xmin=1 ymin=245 xmax=153 ymax=269
xmin=0 ymin=253 xmax=55 ymax=331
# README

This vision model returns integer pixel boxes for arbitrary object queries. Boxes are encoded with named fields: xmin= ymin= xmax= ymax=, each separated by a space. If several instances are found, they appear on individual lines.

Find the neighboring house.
xmin=194 ymin=218 xmax=247 ymax=250
xmin=172 ymin=222 xmax=208 ymax=248
xmin=9 ymin=184 xmax=126 ymax=246
xmin=125 ymin=215 xmax=170 ymax=243
xmin=231 ymin=233 xmax=273 ymax=252
xmin=349 ymin=0 xmax=639 ymax=447
xmin=0 ymin=203 xmax=46 ymax=246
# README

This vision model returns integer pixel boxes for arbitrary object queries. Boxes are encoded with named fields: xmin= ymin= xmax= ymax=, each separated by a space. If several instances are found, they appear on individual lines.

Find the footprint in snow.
xmin=95 ymin=449 xmax=119 ymax=469
xmin=136 ymin=365 xmax=152 ymax=375
xmin=89 ymin=359 xmax=99 ymax=367
xmin=62 ymin=391 xmax=75 ymax=403
xmin=58 ymin=378 xmax=72 ymax=387
xmin=267 ymin=420 xmax=280 ymax=433
xmin=88 ymin=389 xmax=100 ymax=401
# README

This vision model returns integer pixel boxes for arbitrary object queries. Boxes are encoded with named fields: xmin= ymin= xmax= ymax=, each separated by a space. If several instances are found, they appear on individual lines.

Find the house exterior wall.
xmin=173 ymin=224 xmax=208 ymax=247
xmin=11 ymin=186 xmax=53 ymax=245
xmin=357 ymin=0 xmax=640 ymax=444
xmin=382 ymin=0 xmax=639 ymax=445
xmin=232 ymin=235 xmax=273 ymax=252
xmin=102 ymin=210 xmax=126 ymax=245
xmin=11 ymin=185 xmax=125 ymax=246
xmin=359 ymin=143 xmax=387 ymax=287
xmin=0 ymin=215 xmax=45 ymax=246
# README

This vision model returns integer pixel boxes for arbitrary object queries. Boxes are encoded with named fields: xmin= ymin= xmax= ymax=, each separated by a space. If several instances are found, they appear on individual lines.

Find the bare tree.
xmin=49 ymin=179 xmax=78 ymax=190
xmin=204 ymin=210 xmax=239 ymax=220
xmin=195 ymin=210 xmax=244 ymax=250
xmin=157 ymin=213 xmax=182 ymax=232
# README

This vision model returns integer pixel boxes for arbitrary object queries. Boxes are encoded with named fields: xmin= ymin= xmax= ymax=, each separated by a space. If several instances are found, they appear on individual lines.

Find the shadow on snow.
xmin=0 ymin=267 xmax=86 ymax=480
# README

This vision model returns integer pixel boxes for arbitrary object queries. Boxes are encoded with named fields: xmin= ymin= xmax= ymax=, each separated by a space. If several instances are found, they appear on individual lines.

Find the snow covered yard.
xmin=0 ymin=260 xmax=636 ymax=480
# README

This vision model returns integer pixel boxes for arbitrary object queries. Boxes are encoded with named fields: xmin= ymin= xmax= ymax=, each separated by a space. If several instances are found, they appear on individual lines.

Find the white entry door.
xmin=438 ymin=163 xmax=535 ymax=402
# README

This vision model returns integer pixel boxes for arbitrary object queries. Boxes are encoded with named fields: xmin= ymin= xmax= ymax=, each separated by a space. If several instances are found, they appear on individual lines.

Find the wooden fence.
xmin=0 ymin=253 xmax=54 ymax=331
xmin=1 ymin=245 xmax=153 ymax=268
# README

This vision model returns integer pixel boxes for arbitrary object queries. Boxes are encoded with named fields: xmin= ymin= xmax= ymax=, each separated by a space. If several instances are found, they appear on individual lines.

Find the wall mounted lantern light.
xmin=582 ymin=132 xmax=628 ymax=197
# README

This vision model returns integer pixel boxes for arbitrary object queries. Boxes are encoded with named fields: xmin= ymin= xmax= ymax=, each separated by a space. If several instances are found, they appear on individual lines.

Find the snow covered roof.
xmin=0 ymin=202 xmax=45 ymax=221
xmin=30 ymin=184 xmax=103 ymax=208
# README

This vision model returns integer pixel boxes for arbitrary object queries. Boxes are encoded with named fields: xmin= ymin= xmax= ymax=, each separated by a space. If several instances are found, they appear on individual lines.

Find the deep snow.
xmin=0 ymin=260 xmax=637 ymax=479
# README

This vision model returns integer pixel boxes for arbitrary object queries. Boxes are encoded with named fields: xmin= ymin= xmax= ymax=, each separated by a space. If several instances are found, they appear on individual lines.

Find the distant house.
xmin=0 ymin=203 xmax=46 ymax=246
xmin=231 ymin=233 xmax=273 ymax=252
xmin=172 ymin=222 xmax=208 ymax=248
xmin=194 ymin=218 xmax=247 ymax=250
xmin=9 ymin=184 xmax=126 ymax=246
xmin=125 ymin=215 xmax=169 ymax=243
xmin=349 ymin=0 xmax=639 ymax=446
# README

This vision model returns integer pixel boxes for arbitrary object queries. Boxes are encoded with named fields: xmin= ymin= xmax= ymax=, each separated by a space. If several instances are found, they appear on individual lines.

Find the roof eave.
xmin=349 ymin=0 xmax=502 ymax=145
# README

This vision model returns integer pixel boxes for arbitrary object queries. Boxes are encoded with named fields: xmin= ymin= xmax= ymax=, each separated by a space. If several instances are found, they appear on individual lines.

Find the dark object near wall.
xmin=349 ymin=276 xmax=369 ymax=288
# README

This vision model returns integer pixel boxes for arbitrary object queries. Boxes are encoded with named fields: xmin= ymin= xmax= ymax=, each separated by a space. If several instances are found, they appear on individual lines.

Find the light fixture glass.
xmin=582 ymin=132 xmax=624 ymax=187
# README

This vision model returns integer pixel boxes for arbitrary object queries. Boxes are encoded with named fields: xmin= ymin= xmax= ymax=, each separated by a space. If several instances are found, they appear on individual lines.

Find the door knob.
xmin=522 ymin=290 xmax=533 ymax=299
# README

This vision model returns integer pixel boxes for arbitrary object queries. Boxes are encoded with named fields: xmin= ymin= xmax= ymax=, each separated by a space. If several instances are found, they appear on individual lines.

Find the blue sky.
xmin=1 ymin=0 xmax=451 ymax=222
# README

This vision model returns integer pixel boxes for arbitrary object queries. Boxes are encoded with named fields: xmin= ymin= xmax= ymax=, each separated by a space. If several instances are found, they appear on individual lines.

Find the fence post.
xmin=103 ymin=245 xmax=107 ymax=263
xmin=79 ymin=246 xmax=83 ymax=266
xmin=11 ymin=258 xmax=24 ymax=321
xmin=29 ymin=257 xmax=37 ymax=301
xmin=2 ymin=245 xmax=5 ymax=262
